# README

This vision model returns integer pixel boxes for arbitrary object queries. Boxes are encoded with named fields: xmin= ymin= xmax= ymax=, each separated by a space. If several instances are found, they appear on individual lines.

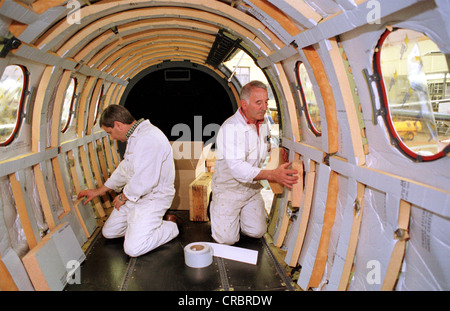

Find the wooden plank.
xmin=92 ymin=31 xmax=215 ymax=70
xmin=248 ymin=0 xmax=301 ymax=36
xmin=8 ymin=172 xmax=38 ymax=249
xmin=76 ymin=77 xmax=96 ymax=137
xmin=327 ymin=38 xmax=365 ymax=165
xmin=284 ymin=0 xmax=322 ymax=24
xmin=78 ymin=145 xmax=105 ymax=218
xmin=78 ymin=18 xmax=217 ymax=64
xmin=87 ymin=141 xmax=111 ymax=209
xmin=85 ymin=79 xmax=103 ymax=135
xmin=189 ymin=172 xmax=213 ymax=222
xmin=31 ymin=0 xmax=65 ymax=14
xmin=111 ymin=139 xmax=121 ymax=167
xmin=274 ymin=154 xmax=301 ymax=248
xmin=50 ymin=70 xmax=72 ymax=148
xmin=303 ymin=46 xmax=339 ymax=154
xmin=288 ymin=162 xmax=316 ymax=267
xmin=308 ymin=170 xmax=339 ymax=288
xmin=381 ymin=200 xmax=411 ymax=291
xmin=96 ymin=139 xmax=109 ymax=182
xmin=22 ymin=222 xmax=86 ymax=291
xmin=31 ymin=66 xmax=55 ymax=153
xmin=273 ymin=190 xmax=290 ymax=248
xmin=291 ymin=159 xmax=304 ymax=208
xmin=265 ymin=148 xmax=286 ymax=194
xmin=32 ymin=163 xmax=57 ymax=230
xmin=51 ymin=157 xmax=73 ymax=219
xmin=275 ymin=62 xmax=301 ymax=142
xmin=102 ymin=136 xmax=116 ymax=172
xmin=112 ymin=52 xmax=206 ymax=77
xmin=66 ymin=151 xmax=91 ymax=238
xmin=55 ymin=7 xmax=265 ymax=58
xmin=337 ymin=181 xmax=365 ymax=290
xmin=0 ymin=255 xmax=18 ymax=291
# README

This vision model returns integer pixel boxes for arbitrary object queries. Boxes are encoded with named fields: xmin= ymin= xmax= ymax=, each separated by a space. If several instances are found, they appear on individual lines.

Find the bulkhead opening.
xmin=121 ymin=61 xmax=237 ymax=153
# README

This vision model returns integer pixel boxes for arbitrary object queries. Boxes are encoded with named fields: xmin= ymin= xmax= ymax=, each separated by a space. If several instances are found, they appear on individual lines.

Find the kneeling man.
xmin=78 ymin=105 xmax=178 ymax=257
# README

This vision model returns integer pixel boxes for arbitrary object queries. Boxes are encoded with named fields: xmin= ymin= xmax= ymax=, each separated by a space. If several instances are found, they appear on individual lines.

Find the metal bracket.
xmin=0 ymin=35 xmax=21 ymax=58
xmin=363 ymin=68 xmax=385 ymax=125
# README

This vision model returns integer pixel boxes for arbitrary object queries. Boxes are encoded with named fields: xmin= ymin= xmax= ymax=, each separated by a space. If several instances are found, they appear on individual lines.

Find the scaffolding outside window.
xmin=61 ymin=77 xmax=77 ymax=133
xmin=375 ymin=28 xmax=450 ymax=161
xmin=0 ymin=65 xmax=26 ymax=146
xmin=295 ymin=61 xmax=321 ymax=136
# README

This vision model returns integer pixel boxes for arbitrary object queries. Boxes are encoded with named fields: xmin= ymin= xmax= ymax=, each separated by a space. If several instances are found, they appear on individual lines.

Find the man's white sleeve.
xmin=104 ymin=160 xmax=127 ymax=192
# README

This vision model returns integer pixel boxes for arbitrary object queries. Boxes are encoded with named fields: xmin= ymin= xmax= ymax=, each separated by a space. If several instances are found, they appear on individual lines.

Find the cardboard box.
xmin=170 ymin=141 xmax=212 ymax=210
xmin=189 ymin=172 xmax=213 ymax=222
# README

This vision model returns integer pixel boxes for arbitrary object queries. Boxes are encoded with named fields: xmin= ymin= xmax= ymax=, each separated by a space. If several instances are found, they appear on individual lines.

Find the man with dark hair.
xmin=210 ymin=81 xmax=298 ymax=245
xmin=78 ymin=105 xmax=179 ymax=257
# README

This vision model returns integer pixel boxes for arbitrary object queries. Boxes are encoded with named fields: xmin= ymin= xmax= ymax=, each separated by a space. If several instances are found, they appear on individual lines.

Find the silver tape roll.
xmin=184 ymin=242 xmax=213 ymax=268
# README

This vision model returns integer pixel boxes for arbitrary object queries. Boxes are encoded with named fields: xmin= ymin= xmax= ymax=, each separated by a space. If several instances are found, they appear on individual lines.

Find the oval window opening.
xmin=61 ymin=77 xmax=77 ymax=133
xmin=0 ymin=65 xmax=26 ymax=146
xmin=295 ymin=61 xmax=321 ymax=136
xmin=376 ymin=28 xmax=450 ymax=161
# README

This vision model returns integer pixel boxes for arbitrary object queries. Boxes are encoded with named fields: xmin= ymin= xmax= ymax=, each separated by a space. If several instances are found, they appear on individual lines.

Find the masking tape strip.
xmin=206 ymin=242 xmax=258 ymax=265
xmin=184 ymin=242 xmax=259 ymax=268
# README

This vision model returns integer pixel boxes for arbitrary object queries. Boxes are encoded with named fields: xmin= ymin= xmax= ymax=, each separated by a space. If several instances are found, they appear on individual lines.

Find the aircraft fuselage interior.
xmin=0 ymin=0 xmax=448 ymax=293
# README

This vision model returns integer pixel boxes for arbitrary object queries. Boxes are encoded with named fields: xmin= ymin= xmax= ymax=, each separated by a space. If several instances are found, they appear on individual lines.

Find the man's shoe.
xmin=164 ymin=213 xmax=183 ymax=226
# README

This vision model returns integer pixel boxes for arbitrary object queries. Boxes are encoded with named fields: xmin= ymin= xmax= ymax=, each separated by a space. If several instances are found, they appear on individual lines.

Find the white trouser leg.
xmin=102 ymin=205 xmax=128 ymax=239
xmin=103 ymin=198 xmax=179 ymax=257
xmin=210 ymin=192 xmax=241 ymax=245
xmin=210 ymin=189 xmax=267 ymax=245
xmin=240 ymin=192 xmax=267 ymax=238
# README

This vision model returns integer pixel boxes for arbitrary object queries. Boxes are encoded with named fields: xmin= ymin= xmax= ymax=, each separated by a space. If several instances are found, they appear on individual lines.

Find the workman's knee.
xmin=242 ymin=225 xmax=267 ymax=240
xmin=212 ymin=232 xmax=240 ymax=246
xmin=102 ymin=226 xmax=118 ymax=239
xmin=123 ymin=242 xmax=145 ymax=257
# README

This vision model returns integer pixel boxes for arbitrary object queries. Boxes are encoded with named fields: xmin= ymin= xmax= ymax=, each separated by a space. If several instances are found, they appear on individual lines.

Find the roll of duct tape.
xmin=184 ymin=242 xmax=213 ymax=268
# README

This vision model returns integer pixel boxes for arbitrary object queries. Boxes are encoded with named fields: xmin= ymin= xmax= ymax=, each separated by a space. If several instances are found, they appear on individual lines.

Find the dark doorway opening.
xmin=123 ymin=63 xmax=235 ymax=146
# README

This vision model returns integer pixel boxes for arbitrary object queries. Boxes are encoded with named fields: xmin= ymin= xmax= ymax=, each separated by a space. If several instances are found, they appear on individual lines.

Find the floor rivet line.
xmin=261 ymin=238 xmax=296 ymax=291
xmin=216 ymin=257 xmax=230 ymax=291
xmin=119 ymin=257 xmax=137 ymax=291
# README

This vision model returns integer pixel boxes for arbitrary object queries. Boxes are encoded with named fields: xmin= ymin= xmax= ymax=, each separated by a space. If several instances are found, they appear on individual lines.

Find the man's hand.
xmin=77 ymin=185 xmax=111 ymax=205
xmin=254 ymin=162 xmax=299 ymax=189
xmin=77 ymin=189 xmax=101 ymax=205
xmin=271 ymin=162 xmax=299 ymax=188
xmin=112 ymin=195 xmax=126 ymax=210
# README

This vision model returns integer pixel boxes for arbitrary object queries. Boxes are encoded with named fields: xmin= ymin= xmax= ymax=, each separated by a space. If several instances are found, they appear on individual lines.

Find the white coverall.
xmin=210 ymin=109 xmax=271 ymax=245
xmin=103 ymin=120 xmax=178 ymax=257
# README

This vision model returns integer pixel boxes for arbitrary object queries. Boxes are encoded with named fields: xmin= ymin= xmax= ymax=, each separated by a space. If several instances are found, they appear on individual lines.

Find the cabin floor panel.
xmin=65 ymin=211 xmax=296 ymax=291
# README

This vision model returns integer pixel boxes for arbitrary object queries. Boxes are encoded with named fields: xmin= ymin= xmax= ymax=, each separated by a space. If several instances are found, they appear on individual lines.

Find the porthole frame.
xmin=373 ymin=27 xmax=450 ymax=162
xmin=294 ymin=60 xmax=321 ymax=137
xmin=0 ymin=64 xmax=28 ymax=147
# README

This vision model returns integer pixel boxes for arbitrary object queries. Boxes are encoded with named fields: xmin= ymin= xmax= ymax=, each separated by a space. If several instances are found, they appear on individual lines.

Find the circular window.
xmin=0 ymin=65 xmax=26 ymax=146
xmin=374 ymin=28 xmax=450 ymax=161
xmin=295 ymin=61 xmax=321 ymax=136
xmin=61 ymin=77 xmax=77 ymax=133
